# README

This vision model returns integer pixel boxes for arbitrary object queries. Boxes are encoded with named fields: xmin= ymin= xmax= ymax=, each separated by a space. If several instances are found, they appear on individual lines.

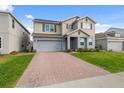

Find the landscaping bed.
xmin=72 ymin=52 xmax=124 ymax=73
xmin=0 ymin=53 xmax=35 ymax=88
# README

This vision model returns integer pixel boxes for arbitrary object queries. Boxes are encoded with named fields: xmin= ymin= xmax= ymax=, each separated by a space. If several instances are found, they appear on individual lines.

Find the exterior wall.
xmin=0 ymin=12 xmax=30 ymax=54
xmin=62 ymin=17 xmax=78 ymax=35
xmin=34 ymin=22 xmax=62 ymax=35
xmin=0 ymin=13 xmax=9 ymax=54
xmin=8 ymin=15 xmax=30 ymax=53
xmin=78 ymin=18 xmax=95 ymax=37
xmin=95 ymin=38 xmax=107 ymax=50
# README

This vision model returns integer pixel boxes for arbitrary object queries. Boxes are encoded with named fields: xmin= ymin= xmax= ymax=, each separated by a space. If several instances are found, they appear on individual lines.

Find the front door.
xmin=70 ymin=37 xmax=78 ymax=50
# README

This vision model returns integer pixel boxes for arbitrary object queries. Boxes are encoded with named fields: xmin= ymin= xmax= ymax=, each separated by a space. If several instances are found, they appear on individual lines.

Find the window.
xmin=89 ymin=42 xmax=92 ymax=45
xmin=83 ymin=23 xmax=90 ymax=29
xmin=44 ymin=24 xmax=55 ymax=32
xmin=66 ymin=24 xmax=69 ymax=29
xmin=12 ymin=19 xmax=15 ymax=29
xmin=66 ymin=24 xmax=73 ymax=29
xmin=89 ymin=38 xmax=93 ymax=45
xmin=0 ymin=37 xmax=1 ymax=49
xmin=69 ymin=25 xmax=73 ymax=29
xmin=115 ymin=33 xmax=120 ymax=37
xmin=80 ymin=42 xmax=84 ymax=45
xmin=80 ymin=37 xmax=84 ymax=46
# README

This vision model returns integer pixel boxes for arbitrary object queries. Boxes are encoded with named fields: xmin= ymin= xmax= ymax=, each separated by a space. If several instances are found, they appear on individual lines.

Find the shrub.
xmin=108 ymin=49 xmax=113 ymax=52
xmin=83 ymin=48 xmax=89 ymax=52
xmin=95 ymin=48 xmax=100 ymax=52
xmin=77 ymin=48 xmax=84 ymax=52
xmin=10 ymin=51 xmax=18 ymax=55
xmin=65 ymin=49 xmax=72 ymax=53
xmin=89 ymin=48 xmax=96 ymax=52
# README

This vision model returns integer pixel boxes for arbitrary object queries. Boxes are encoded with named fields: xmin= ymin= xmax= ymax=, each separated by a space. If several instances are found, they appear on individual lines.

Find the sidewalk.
xmin=42 ymin=72 xmax=124 ymax=88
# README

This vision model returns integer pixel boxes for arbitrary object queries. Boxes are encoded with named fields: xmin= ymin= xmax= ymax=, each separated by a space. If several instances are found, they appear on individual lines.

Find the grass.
xmin=0 ymin=53 xmax=35 ymax=88
xmin=72 ymin=52 xmax=124 ymax=73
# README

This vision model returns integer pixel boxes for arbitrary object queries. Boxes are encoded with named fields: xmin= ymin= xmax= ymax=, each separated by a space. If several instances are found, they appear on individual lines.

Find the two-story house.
xmin=32 ymin=16 xmax=96 ymax=52
xmin=95 ymin=28 xmax=124 ymax=51
xmin=0 ymin=11 xmax=30 ymax=54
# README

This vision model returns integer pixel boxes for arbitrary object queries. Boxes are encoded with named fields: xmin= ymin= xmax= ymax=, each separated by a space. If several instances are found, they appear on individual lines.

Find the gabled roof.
xmin=79 ymin=16 xmax=96 ymax=24
xmin=105 ymin=27 xmax=124 ymax=33
xmin=62 ymin=16 xmax=80 ymax=22
xmin=0 ymin=11 xmax=30 ymax=34
xmin=65 ymin=29 xmax=90 ymax=36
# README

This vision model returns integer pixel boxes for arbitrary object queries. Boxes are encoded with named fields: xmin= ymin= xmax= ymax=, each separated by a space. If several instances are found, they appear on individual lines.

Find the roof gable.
xmin=66 ymin=29 xmax=89 ymax=36
xmin=80 ymin=16 xmax=96 ymax=24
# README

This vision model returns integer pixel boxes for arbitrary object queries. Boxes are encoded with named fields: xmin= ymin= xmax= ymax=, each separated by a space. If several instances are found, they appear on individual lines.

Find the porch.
xmin=65 ymin=36 xmax=88 ymax=50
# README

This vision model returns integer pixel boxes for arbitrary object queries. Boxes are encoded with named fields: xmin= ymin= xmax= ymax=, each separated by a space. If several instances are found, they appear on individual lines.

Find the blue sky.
xmin=1 ymin=5 xmax=124 ymax=33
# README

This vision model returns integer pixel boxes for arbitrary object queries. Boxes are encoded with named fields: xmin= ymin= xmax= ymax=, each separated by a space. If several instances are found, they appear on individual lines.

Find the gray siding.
xmin=96 ymin=39 xmax=107 ymax=50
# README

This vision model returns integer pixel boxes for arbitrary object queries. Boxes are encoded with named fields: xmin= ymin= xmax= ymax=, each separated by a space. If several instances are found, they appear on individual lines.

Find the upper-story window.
xmin=0 ymin=37 xmax=2 ymax=49
xmin=82 ymin=23 xmax=92 ymax=30
xmin=44 ymin=24 xmax=55 ymax=32
xmin=66 ymin=24 xmax=73 ymax=30
xmin=12 ymin=19 xmax=15 ymax=29
xmin=66 ymin=24 xmax=69 ymax=29
xmin=115 ymin=33 xmax=120 ymax=37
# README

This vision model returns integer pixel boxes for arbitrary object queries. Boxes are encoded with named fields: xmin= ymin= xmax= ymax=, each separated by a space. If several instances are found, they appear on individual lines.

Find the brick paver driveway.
xmin=17 ymin=52 xmax=109 ymax=87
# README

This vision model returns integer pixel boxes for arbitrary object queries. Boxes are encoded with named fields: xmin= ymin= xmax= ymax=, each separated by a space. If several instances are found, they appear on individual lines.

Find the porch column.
xmin=77 ymin=37 xmax=80 ymax=49
xmin=67 ymin=36 xmax=70 ymax=49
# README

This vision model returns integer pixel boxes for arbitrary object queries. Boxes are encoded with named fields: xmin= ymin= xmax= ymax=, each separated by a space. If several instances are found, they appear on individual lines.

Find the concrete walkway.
xmin=16 ymin=52 xmax=109 ymax=88
xmin=43 ymin=72 xmax=124 ymax=88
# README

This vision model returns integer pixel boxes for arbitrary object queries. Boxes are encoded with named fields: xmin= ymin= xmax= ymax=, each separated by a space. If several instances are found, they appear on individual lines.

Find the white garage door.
xmin=108 ymin=41 xmax=122 ymax=51
xmin=37 ymin=40 xmax=62 ymax=51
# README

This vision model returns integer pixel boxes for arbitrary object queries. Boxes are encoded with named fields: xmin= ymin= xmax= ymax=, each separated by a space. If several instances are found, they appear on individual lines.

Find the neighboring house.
xmin=33 ymin=16 xmax=96 ymax=52
xmin=95 ymin=28 xmax=124 ymax=51
xmin=0 ymin=11 xmax=30 ymax=54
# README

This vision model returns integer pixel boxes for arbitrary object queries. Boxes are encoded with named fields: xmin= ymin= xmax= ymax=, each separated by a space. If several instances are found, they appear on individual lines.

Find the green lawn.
xmin=0 ymin=53 xmax=35 ymax=88
xmin=72 ymin=52 xmax=124 ymax=73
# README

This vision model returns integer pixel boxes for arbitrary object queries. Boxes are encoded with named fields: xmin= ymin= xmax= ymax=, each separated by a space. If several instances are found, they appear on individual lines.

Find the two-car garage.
xmin=108 ymin=41 xmax=124 ymax=51
xmin=33 ymin=37 xmax=65 ymax=52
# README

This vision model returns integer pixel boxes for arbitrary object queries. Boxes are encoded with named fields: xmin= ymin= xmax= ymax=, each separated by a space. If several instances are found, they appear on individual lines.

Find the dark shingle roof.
xmin=33 ymin=19 xmax=61 ymax=24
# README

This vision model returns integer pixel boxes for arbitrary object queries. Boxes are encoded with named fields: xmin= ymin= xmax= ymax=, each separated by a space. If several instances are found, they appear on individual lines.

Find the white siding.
xmin=0 ymin=13 xmax=9 ymax=54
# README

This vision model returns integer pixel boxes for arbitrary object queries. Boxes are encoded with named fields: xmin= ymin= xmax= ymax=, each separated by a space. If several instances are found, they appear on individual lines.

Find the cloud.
xmin=26 ymin=27 xmax=33 ymax=34
xmin=95 ymin=23 xmax=111 ymax=33
xmin=25 ymin=14 xmax=34 ymax=20
xmin=26 ymin=27 xmax=33 ymax=41
xmin=0 ymin=5 xmax=14 ymax=12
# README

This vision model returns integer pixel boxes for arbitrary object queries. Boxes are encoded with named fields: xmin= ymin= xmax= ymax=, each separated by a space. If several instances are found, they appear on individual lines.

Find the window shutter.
xmin=81 ymin=23 xmax=82 ymax=28
xmin=55 ymin=25 xmax=56 ymax=32
xmin=43 ymin=24 xmax=45 ymax=32
xmin=90 ymin=24 xmax=92 ymax=30
xmin=66 ymin=24 xmax=68 ymax=29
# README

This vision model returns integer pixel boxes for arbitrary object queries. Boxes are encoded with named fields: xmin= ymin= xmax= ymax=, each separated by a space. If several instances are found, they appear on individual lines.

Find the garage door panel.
xmin=108 ymin=41 xmax=122 ymax=51
xmin=37 ymin=40 xmax=62 ymax=51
